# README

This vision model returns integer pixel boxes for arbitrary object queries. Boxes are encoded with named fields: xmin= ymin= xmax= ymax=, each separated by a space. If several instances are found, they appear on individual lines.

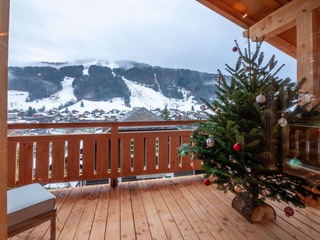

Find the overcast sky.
xmin=8 ymin=0 xmax=296 ymax=80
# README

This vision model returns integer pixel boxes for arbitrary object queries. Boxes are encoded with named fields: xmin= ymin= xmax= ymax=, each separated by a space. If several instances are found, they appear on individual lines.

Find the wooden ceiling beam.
xmin=274 ymin=0 xmax=291 ymax=5
xmin=197 ymin=0 xmax=255 ymax=29
xmin=262 ymin=0 xmax=282 ymax=10
xmin=243 ymin=0 xmax=320 ymax=41
xmin=265 ymin=36 xmax=296 ymax=58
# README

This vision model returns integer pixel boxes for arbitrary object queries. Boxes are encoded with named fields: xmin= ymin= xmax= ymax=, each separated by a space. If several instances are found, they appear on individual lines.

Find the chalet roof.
xmin=117 ymin=107 xmax=179 ymax=132
xmin=119 ymin=107 xmax=164 ymax=122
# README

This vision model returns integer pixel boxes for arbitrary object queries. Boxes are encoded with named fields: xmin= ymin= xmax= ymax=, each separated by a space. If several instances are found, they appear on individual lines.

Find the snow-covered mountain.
xmin=8 ymin=76 xmax=201 ymax=114
xmin=8 ymin=59 xmax=216 ymax=114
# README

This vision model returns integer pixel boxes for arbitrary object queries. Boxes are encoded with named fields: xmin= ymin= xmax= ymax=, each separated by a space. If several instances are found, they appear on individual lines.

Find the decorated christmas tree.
xmin=180 ymin=39 xmax=320 ymax=222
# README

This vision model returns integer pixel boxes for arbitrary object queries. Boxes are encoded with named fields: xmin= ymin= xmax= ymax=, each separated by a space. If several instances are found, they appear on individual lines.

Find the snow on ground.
xmin=8 ymin=75 xmax=201 ymax=113
xmin=8 ymin=77 xmax=77 ymax=111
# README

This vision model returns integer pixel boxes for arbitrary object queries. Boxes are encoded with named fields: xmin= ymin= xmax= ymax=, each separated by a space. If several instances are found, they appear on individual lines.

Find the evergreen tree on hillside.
xmin=179 ymin=39 xmax=320 ymax=214
xmin=161 ymin=105 xmax=170 ymax=120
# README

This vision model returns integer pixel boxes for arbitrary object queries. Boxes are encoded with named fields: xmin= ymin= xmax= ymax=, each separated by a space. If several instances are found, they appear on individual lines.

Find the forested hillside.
xmin=9 ymin=61 xmax=223 ymax=104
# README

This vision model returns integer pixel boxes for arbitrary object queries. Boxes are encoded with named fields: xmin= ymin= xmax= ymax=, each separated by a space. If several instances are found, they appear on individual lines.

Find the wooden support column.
xmin=0 ymin=0 xmax=9 ymax=238
xmin=297 ymin=9 xmax=320 ymax=101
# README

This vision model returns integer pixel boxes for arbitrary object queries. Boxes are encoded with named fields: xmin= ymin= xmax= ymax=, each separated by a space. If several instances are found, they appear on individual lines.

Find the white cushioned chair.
xmin=7 ymin=183 xmax=57 ymax=239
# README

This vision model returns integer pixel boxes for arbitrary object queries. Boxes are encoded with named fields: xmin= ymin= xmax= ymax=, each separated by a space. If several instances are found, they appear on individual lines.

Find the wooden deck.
xmin=10 ymin=175 xmax=320 ymax=240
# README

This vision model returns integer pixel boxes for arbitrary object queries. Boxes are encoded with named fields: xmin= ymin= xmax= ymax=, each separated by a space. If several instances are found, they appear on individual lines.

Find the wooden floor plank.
xmin=145 ymin=179 xmax=183 ymax=240
xmin=119 ymin=182 xmax=136 ymax=240
xmin=129 ymin=181 xmax=152 ymax=240
xmin=196 ymin=178 xmax=264 ymax=240
xmin=195 ymin=175 xmax=318 ymax=240
xmin=54 ymin=187 xmax=81 ymax=239
xmin=174 ymin=177 xmax=233 ymax=240
xmin=215 ymin=177 xmax=320 ymax=240
xmin=74 ymin=185 xmax=101 ymax=240
xmin=180 ymin=177 xmax=248 ymax=240
xmin=268 ymin=200 xmax=320 ymax=237
xmin=199 ymin=179 xmax=280 ymax=240
xmin=10 ymin=175 xmax=320 ymax=240
xmin=89 ymin=185 xmax=110 ymax=240
xmin=137 ymin=180 xmax=168 ymax=240
xmin=59 ymin=186 xmax=91 ymax=239
xmin=105 ymin=185 xmax=121 ymax=240
xmin=155 ymin=179 xmax=200 ymax=240
xmin=163 ymin=178 xmax=219 ymax=240
xmin=270 ymin=206 xmax=318 ymax=239
xmin=10 ymin=230 xmax=32 ymax=240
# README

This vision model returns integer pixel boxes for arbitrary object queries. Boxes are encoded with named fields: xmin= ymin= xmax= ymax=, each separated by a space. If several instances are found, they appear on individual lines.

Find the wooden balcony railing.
xmin=7 ymin=120 xmax=201 ymax=187
xmin=283 ymin=123 xmax=320 ymax=169
xmin=7 ymin=120 xmax=320 ymax=188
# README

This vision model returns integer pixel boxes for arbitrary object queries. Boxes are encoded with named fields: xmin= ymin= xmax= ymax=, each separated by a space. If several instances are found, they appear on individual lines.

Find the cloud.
xmin=8 ymin=0 xmax=296 ymax=80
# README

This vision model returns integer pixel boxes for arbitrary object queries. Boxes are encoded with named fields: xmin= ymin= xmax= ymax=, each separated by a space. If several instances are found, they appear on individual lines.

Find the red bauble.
xmin=312 ymin=129 xmax=320 ymax=136
xmin=284 ymin=206 xmax=294 ymax=217
xmin=232 ymin=46 xmax=238 ymax=52
xmin=203 ymin=178 xmax=210 ymax=186
xmin=233 ymin=143 xmax=241 ymax=151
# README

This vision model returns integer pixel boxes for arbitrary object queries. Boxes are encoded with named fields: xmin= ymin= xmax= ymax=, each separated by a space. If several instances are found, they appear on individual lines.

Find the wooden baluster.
xmin=146 ymin=136 xmax=157 ymax=174
xmin=82 ymin=139 xmax=95 ymax=179
xmin=51 ymin=140 xmax=66 ymax=182
xmin=95 ymin=136 xmax=109 ymax=179
xmin=19 ymin=142 xmax=34 ymax=185
xmin=35 ymin=141 xmax=50 ymax=183
xmin=120 ymin=136 xmax=132 ymax=176
xmin=7 ymin=142 xmax=18 ymax=186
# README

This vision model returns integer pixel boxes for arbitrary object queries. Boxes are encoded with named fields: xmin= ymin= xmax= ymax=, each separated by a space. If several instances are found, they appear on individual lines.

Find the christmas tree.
xmin=180 ymin=39 xmax=320 ymax=221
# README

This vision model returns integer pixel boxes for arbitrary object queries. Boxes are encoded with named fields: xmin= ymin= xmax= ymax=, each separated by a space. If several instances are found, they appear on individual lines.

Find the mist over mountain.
xmin=8 ymin=59 xmax=225 ymax=112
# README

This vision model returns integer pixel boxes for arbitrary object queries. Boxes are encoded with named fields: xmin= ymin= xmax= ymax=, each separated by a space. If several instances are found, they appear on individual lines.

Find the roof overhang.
xmin=197 ymin=0 xmax=320 ymax=59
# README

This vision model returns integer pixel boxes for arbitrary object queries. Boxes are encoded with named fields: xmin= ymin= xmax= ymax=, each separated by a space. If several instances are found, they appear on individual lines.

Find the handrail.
xmin=8 ymin=120 xmax=200 ymax=130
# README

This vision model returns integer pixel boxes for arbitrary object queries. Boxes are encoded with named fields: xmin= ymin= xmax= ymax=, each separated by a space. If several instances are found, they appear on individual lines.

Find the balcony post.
xmin=296 ymin=9 xmax=320 ymax=106
xmin=110 ymin=124 xmax=119 ymax=187
xmin=0 ymin=0 xmax=9 ymax=238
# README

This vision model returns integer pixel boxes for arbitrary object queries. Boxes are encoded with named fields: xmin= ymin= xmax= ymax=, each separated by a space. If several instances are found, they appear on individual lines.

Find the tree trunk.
xmin=232 ymin=192 xmax=276 ymax=222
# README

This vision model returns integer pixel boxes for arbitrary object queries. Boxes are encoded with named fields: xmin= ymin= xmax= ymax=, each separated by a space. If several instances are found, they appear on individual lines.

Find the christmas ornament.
xmin=180 ymin=150 xmax=188 ymax=157
xmin=278 ymin=116 xmax=288 ymax=127
xmin=203 ymin=178 xmax=210 ymax=186
xmin=200 ymin=104 xmax=206 ymax=111
xmin=233 ymin=143 xmax=241 ymax=151
xmin=232 ymin=46 xmax=238 ymax=52
xmin=284 ymin=206 xmax=294 ymax=217
xmin=312 ymin=129 xmax=320 ymax=136
xmin=288 ymin=158 xmax=302 ymax=169
xmin=255 ymin=93 xmax=266 ymax=104
xmin=245 ymin=66 xmax=251 ymax=72
xmin=215 ymin=108 xmax=221 ymax=114
xmin=234 ymin=185 xmax=244 ymax=193
xmin=206 ymin=138 xmax=215 ymax=147
xmin=246 ymin=167 xmax=251 ymax=173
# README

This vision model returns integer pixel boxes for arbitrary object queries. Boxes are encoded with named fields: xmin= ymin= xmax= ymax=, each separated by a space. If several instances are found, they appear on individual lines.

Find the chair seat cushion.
xmin=7 ymin=183 xmax=56 ymax=227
